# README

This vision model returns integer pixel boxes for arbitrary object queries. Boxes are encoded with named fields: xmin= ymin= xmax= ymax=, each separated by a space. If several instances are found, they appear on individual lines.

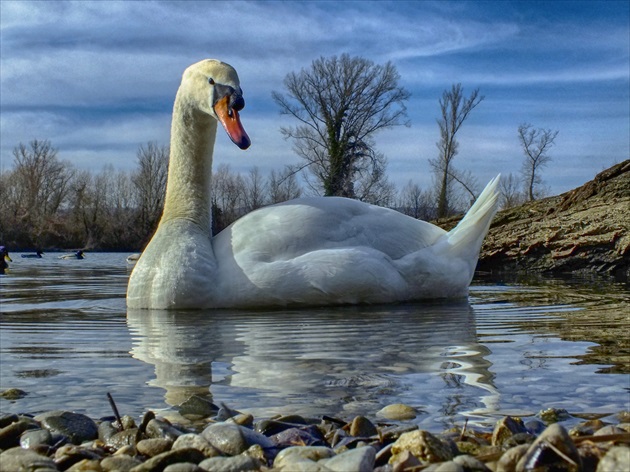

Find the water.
xmin=1 ymin=252 xmax=628 ymax=432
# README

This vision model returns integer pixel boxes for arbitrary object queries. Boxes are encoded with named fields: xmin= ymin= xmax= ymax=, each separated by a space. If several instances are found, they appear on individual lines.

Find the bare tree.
xmin=273 ymin=54 xmax=410 ymax=198
xmin=0 ymin=169 xmax=21 ymax=244
xmin=353 ymin=149 xmax=396 ymax=206
xmin=397 ymin=180 xmax=435 ymax=220
xmin=518 ymin=123 xmax=559 ymax=201
xmin=499 ymin=172 xmax=525 ymax=209
xmin=10 ymin=139 xmax=74 ymax=244
xmin=429 ymin=84 xmax=484 ymax=218
xmin=267 ymin=167 xmax=302 ymax=204
xmin=104 ymin=167 xmax=137 ymax=248
xmin=132 ymin=142 xmax=168 ymax=242
xmin=211 ymin=164 xmax=247 ymax=233
xmin=242 ymin=166 xmax=267 ymax=212
xmin=447 ymin=168 xmax=480 ymax=207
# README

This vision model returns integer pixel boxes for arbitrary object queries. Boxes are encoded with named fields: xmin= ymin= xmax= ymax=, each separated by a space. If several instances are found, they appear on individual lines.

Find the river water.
xmin=1 ymin=252 xmax=628 ymax=432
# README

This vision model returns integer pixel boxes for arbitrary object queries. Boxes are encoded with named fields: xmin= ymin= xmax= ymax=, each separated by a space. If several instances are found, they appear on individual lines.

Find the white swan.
xmin=127 ymin=59 xmax=500 ymax=310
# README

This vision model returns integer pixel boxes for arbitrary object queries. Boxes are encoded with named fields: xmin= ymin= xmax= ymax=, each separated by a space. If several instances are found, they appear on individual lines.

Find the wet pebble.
xmin=274 ymin=425 xmax=327 ymax=447
xmin=350 ymin=415 xmax=378 ymax=437
xmin=492 ymin=416 xmax=528 ymax=446
xmin=177 ymin=395 xmax=219 ymax=417
xmin=376 ymin=403 xmax=417 ymax=421
xmin=54 ymin=443 xmax=104 ymax=470
xmin=146 ymin=418 xmax=184 ymax=441
xmin=0 ymin=413 xmax=20 ymax=429
xmin=0 ymin=388 xmax=28 ymax=400
xmin=273 ymin=445 xmax=335 ymax=469
xmin=136 ymin=437 xmax=173 ymax=457
xmin=35 ymin=410 xmax=99 ymax=445
xmin=106 ymin=427 xmax=140 ymax=449
xmin=496 ymin=443 xmax=529 ymax=472
xmin=516 ymin=423 xmax=581 ymax=472
xmin=201 ymin=422 xmax=274 ymax=456
xmin=20 ymin=428 xmax=53 ymax=449
xmin=320 ymin=445 xmax=376 ymax=472
xmin=172 ymin=433 xmax=221 ymax=458
xmin=0 ymin=446 xmax=57 ymax=471
xmin=0 ymin=417 xmax=40 ymax=449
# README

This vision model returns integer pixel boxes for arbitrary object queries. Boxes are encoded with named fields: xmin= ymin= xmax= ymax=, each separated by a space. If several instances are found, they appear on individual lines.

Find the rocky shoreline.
xmin=1 ymin=394 xmax=628 ymax=472
xmin=479 ymin=160 xmax=630 ymax=280
xmin=437 ymin=160 xmax=630 ymax=281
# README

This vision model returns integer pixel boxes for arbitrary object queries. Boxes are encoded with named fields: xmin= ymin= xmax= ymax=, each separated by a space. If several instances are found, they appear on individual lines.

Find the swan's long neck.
xmin=161 ymin=93 xmax=216 ymax=233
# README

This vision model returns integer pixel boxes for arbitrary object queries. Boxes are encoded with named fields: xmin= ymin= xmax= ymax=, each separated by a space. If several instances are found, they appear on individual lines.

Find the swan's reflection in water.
xmin=127 ymin=302 xmax=499 ymax=425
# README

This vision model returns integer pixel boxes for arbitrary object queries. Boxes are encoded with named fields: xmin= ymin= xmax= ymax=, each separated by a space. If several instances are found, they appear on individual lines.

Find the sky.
xmin=1 ymin=0 xmax=628 ymax=196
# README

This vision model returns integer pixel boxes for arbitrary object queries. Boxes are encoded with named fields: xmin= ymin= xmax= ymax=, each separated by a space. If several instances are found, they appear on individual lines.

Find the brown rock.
xmin=390 ymin=429 xmax=454 ymax=464
xmin=492 ymin=416 xmax=528 ymax=446
xmin=350 ymin=416 xmax=378 ymax=437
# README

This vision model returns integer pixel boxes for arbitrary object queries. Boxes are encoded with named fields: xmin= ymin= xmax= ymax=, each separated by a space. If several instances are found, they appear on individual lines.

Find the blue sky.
xmin=1 ymin=0 xmax=628 ymax=195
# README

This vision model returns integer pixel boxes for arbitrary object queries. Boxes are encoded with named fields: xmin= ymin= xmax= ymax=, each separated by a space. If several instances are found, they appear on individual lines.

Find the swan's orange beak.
xmin=214 ymin=95 xmax=251 ymax=150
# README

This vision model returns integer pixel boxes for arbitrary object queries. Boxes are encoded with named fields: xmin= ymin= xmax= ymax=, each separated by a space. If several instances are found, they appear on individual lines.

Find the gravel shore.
xmin=1 ymin=390 xmax=628 ymax=471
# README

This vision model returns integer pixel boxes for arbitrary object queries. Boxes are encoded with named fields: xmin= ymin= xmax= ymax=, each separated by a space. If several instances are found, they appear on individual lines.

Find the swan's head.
xmin=181 ymin=59 xmax=251 ymax=150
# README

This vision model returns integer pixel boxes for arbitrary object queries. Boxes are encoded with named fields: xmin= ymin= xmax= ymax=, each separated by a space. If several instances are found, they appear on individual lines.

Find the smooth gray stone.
xmin=36 ymin=410 xmax=98 ymax=445
xmin=0 ymin=446 xmax=57 ymax=471
xmin=201 ymin=422 xmax=273 ymax=456
xmin=320 ymin=445 xmax=376 ymax=472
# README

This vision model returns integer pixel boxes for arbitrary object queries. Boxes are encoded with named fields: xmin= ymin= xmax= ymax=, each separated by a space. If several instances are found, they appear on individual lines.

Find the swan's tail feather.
xmin=446 ymin=174 xmax=500 ymax=264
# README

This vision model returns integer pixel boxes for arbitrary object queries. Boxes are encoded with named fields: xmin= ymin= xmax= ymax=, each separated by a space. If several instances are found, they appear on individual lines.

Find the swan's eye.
xmin=208 ymin=78 xmax=215 ymax=85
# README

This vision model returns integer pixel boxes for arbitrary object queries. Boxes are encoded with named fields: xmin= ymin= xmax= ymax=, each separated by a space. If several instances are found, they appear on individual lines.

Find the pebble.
xmin=136 ymin=437 xmax=173 ymax=456
xmin=101 ymin=454 xmax=142 ymax=470
xmin=35 ymin=410 xmax=99 ymax=445
xmin=376 ymin=403 xmax=417 ymax=421
xmin=274 ymin=445 xmax=335 ymax=468
xmin=319 ymin=445 xmax=375 ymax=472
xmin=496 ymin=443 xmax=529 ymax=472
xmin=492 ymin=416 xmax=528 ymax=446
xmin=172 ymin=433 xmax=221 ymax=458
xmin=390 ymin=429 xmax=454 ymax=464
xmin=0 ymin=446 xmax=57 ymax=471
xmin=516 ymin=423 xmax=581 ymax=472
xmin=350 ymin=415 xmax=378 ymax=437
xmin=597 ymin=445 xmax=630 ymax=472
xmin=20 ymin=428 xmax=53 ymax=449
xmin=0 ymin=388 xmax=28 ymax=400
xmin=0 ymin=405 xmax=626 ymax=472
xmin=201 ymin=422 xmax=273 ymax=456
xmin=0 ymin=417 xmax=40 ymax=449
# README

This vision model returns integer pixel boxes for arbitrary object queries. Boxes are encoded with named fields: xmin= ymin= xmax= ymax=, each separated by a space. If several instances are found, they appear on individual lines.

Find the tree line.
xmin=0 ymin=54 xmax=558 ymax=251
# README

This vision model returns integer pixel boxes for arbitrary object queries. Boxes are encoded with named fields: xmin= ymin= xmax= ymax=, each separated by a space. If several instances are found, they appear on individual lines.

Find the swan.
xmin=21 ymin=250 xmax=44 ymax=258
xmin=59 ymin=250 xmax=84 ymax=260
xmin=127 ymin=59 xmax=500 ymax=310
xmin=127 ymin=253 xmax=141 ymax=265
